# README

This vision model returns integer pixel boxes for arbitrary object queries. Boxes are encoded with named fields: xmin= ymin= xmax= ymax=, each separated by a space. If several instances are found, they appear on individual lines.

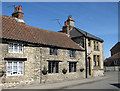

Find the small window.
xmin=114 ymin=60 xmax=118 ymax=65
xmin=69 ymin=50 xmax=76 ymax=58
xmin=93 ymin=55 xmax=96 ymax=67
xmin=88 ymin=39 xmax=91 ymax=46
xmin=50 ymin=48 xmax=57 ymax=56
xmin=7 ymin=61 xmax=24 ymax=76
xmin=69 ymin=62 xmax=77 ymax=72
xmin=96 ymin=42 xmax=99 ymax=50
xmin=8 ymin=43 xmax=23 ymax=53
xmin=97 ymin=55 xmax=100 ymax=66
xmin=48 ymin=61 xmax=59 ymax=73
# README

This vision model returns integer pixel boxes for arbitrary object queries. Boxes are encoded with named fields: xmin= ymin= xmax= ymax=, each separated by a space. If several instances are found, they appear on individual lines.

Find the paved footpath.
xmin=15 ymin=74 xmax=112 ymax=89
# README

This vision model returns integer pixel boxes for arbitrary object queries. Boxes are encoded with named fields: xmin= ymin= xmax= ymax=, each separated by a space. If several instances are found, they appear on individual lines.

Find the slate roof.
xmin=71 ymin=27 xmax=104 ymax=42
xmin=110 ymin=42 xmax=120 ymax=52
xmin=1 ymin=15 xmax=84 ymax=50
xmin=105 ymin=52 xmax=120 ymax=61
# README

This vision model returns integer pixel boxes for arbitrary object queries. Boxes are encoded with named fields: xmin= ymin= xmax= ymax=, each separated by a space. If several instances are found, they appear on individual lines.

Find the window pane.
xmin=88 ymin=39 xmax=90 ymax=46
xmin=69 ymin=50 xmax=71 ymax=57
xmin=55 ymin=62 xmax=59 ymax=73
xmin=94 ymin=55 xmax=96 ymax=67
xmin=74 ymin=63 xmax=76 ymax=72
xmin=48 ymin=61 xmax=59 ymax=73
xmin=19 ymin=62 xmax=24 ymax=74
xmin=13 ymin=62 xmax=17 ymax=74
xmin=48 ymin=62 xmax=51 ymax=73
xmin=7 ymin=62 xmax=12 ymax=75
xmin=50 ymin=48 xmax=53 ymax=55
xmin=73 ymin=50 xmax=76 ymax=57
xmin=70 ymin=50 xmax=76 ymax=57
xmin=14 ymin=43 xmax=18 ymax=52
xmin=69 ymin=63 xmax=71 ymax=72
xmin=69 ymin=62 xmax=77 ymax=72
xmin=55 ymin=48 xmax=57 ymax=55
xmin=96 ymin=42 xmax=98 ymax=50
xmin=97 ymin=55 xmax=99 ymax=66
xmin=9 ymin=43 xmax=13 ymax=53
xmin=94 ymin=41 xmax=96 ymax=49
xmin=19 ymin=44 xmax=23 ymax=53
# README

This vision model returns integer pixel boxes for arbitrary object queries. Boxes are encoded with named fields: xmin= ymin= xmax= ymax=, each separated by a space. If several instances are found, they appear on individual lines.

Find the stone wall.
xmin=0 ymin=42 xmax=85 ymax=88
xmin=41 ymin=47 xmax=85 ymax=83
xmin=0 ymin=43 xmax=41 ymax=88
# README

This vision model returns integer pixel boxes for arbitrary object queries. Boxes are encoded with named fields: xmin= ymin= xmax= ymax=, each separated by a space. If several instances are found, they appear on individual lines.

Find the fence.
xmin=104 ymin=66 xmax=120 ymax=72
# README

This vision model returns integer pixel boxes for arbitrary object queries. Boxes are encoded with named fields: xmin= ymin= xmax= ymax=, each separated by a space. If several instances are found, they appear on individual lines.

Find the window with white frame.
xmin=8 ymin=43 xmax=23 ymax=53
xmin=7 ymin=61 xmax=24 ymax=76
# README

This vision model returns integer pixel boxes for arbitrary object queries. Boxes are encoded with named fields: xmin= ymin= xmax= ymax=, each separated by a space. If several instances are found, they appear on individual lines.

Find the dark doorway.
xmin=87 ymin=57 xmax=91 ymax=76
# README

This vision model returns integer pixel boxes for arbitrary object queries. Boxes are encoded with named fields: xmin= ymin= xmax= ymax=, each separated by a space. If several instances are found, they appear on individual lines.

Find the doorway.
xmin=87 ymin=57 xmax=91 ymax=76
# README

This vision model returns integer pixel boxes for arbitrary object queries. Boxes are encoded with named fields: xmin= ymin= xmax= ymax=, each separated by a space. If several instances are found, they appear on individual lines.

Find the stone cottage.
xmin=0 ymin=6 xmax=85 ymax=88
xmin=60 ymin=16 xmax=104 ymax=77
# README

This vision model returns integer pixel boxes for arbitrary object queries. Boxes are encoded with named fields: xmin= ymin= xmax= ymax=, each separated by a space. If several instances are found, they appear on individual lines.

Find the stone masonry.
xmin=0 ymin=42 xmax=85 ymax=89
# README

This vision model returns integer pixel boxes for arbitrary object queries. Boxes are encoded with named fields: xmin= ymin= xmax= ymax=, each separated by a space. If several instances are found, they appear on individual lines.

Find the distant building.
xmin=104 ymin=42 xmax=120 ymax=67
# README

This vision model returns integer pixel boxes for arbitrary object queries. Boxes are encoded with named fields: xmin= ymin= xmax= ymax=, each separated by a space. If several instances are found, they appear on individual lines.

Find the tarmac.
xmin=16 ymin=74 xmax=112 ymax=89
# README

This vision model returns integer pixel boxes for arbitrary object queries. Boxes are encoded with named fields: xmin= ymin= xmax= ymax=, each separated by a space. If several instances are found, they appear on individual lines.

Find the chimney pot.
xmin=12 ymin=5 xmax=24 ymax=22
xmin=65 ymin=21 xmax=67 ymax=26
xmin=19 ymin=5 xmax=22 ymax=11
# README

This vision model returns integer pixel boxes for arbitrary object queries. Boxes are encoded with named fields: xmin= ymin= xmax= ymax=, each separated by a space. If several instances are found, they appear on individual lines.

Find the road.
xmin=64 ymin=72 xmax=119 ymax=89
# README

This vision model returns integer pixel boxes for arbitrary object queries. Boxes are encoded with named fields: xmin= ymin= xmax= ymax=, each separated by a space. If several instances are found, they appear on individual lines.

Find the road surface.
xmin=65 ymin=72 xmax=119 ymax=89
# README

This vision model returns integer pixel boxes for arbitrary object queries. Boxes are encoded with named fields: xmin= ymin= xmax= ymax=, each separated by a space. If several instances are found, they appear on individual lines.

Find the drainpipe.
xmin=40 ymin=47 xmax=42 ymax=84
xmin=85 ymin=32 xmax=88 ymax=78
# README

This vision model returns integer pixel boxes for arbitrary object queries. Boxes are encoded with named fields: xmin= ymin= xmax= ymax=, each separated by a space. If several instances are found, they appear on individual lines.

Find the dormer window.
xmin=8 ymin=43 xmax=23 ymax=53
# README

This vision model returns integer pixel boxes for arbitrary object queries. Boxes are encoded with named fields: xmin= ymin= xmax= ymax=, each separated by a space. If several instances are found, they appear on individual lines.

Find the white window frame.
xmin=8 ymin=43 xmax=23 ymax=53
xmin=7 ymin=61 xmax=24 ymax=76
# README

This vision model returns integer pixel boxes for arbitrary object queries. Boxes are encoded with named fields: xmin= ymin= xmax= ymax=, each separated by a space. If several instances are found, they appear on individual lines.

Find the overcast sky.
xmin=2 ymin=2 xmax=118 ymax=59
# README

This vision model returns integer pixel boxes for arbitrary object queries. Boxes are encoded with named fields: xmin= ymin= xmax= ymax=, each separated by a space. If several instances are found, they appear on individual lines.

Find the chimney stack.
xmin=12 ymin=5 xmax=24 ymax=22
xmin=62 ymin=16 xmax=75 ymax=35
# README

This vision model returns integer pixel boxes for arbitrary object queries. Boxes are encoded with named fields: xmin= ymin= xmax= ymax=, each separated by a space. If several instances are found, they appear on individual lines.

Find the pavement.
xmin=15 ymin=74 xmax=112 ymax=89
